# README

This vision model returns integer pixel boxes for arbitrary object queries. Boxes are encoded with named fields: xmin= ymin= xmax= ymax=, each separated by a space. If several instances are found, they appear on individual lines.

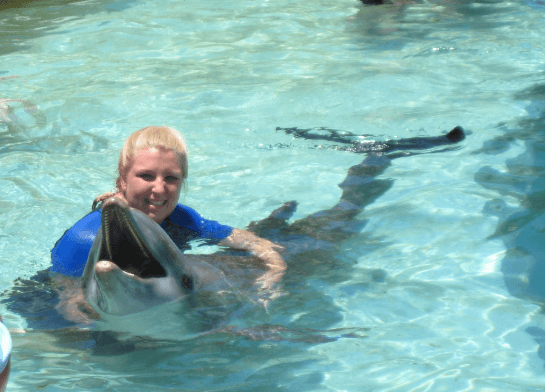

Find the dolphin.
xmin=2 ymin=126 xmax=466 ymax=339
xmin=82 ymin=197 xmax=231 ymax=316
xmin=82 ymin=127 xmax=466 ymax=316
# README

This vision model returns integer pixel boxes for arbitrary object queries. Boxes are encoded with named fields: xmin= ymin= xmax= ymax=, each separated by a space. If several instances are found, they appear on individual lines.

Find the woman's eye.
xmin=166 ymin=176 xmax=180 ymax=183
xmin=138 ymin=173 xmax=154 ymax=180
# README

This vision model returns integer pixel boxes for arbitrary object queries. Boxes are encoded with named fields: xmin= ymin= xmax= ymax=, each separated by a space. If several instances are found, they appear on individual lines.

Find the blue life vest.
xmin=50 ymin=204 xmax=233 ymax=276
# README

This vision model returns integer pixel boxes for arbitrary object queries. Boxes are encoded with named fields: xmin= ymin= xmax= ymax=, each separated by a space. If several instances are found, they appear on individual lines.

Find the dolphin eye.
xmin=181 ymin=275 xmax=193 ymax=291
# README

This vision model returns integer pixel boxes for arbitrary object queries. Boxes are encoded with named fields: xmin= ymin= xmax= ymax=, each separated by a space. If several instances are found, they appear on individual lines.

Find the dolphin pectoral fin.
xmin=247 ymin=201 xmax=298 ymax=236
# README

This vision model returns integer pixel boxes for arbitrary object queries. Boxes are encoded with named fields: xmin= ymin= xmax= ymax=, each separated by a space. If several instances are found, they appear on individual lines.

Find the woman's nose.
xmin=151 ymin=178 xmax=167 ymax=194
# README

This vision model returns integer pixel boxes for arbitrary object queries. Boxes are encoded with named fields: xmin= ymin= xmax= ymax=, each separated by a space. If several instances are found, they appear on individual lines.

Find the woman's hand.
xmin=52 ymin=274 xmax=100 ymax=325
xmin=219 ymin=228 xmax=287 ymax=289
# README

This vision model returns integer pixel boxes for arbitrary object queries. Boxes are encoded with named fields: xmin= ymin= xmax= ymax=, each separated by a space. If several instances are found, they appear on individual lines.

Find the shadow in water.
xmin=474 ymin=82 xmax=545 ymax=365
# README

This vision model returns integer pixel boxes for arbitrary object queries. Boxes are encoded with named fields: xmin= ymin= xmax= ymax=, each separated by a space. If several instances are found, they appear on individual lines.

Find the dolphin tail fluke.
xmin=277 ymin=126 xmax=466 ymax=154
xmin=446 ymin=126 xmax=465 ymax=142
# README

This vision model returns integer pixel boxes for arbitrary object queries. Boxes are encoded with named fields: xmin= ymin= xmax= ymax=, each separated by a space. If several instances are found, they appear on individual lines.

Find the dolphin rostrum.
xmin=82 ymin=197 xmax=231 ymax=316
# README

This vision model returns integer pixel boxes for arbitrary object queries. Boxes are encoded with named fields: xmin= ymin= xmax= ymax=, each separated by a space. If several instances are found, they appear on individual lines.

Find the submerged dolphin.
xmin=2 ymin=125 xmax=466 ymax=338
xmin=82 ymin=197 xmax=231 ymax=316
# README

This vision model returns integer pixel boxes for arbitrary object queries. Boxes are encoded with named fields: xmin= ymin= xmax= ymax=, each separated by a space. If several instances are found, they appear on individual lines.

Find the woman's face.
xmin=118 ymin=147 xmax=183 ymax=224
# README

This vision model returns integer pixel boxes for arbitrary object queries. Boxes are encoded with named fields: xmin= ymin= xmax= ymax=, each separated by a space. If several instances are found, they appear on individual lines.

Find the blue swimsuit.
xmin=50 ymin=204 xmax=233 ymax=277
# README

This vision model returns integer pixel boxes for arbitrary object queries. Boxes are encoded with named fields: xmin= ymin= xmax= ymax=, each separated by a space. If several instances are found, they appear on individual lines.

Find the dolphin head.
xmin=82 ymin=197 xmax=229 ymax=316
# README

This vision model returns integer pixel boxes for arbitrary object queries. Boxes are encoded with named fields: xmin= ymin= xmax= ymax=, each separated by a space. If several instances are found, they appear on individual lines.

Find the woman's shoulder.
xmin=63 ymin=209 xmax=102 ymax=240
xmin=172 ymin=203 xmax=200 ymax=216
xmin=166 ymin=203 xmax=205 ymax=231
xmin=50 ymin=210 xmax=102 ymax=276
xmin=167 ymin=203 xmax=233 ymax=240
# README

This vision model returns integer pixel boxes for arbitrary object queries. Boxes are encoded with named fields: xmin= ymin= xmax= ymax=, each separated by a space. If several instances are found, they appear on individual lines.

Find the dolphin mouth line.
xmin=102 ymin=204 xmax=151 ymax=262
xmin=99 ymin=198 xmax=167 ymax=279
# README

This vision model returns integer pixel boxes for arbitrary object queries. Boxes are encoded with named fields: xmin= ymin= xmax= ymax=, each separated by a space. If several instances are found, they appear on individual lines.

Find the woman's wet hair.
xmin=92 ymin=126 xmax=188 ymax=210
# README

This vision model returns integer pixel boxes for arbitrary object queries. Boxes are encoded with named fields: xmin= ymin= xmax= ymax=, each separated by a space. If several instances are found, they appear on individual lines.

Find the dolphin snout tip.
xmin=102 ymin=196 xmax=129 ymax=209
xmin=96 ymin=260 xmax=120 ymax=274
xmin=103 ymin=197 xmax=129 ymax=209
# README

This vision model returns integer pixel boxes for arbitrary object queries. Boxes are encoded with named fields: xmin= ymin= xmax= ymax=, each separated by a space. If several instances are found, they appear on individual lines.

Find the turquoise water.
xmin=1 ymin=0 xmax=545 ymax=390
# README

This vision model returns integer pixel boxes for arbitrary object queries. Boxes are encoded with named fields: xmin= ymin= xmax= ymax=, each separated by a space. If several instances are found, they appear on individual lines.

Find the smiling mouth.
xmin=146 ymin=199 xmax=167 ymax=207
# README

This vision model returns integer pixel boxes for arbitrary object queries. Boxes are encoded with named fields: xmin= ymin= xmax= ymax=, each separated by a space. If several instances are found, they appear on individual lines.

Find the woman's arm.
xmin=218 ymin=228 xmax=286 ymax=289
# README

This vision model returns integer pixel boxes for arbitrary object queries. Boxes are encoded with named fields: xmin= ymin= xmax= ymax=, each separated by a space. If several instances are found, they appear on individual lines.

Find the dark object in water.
xmin=276 ymin=126 xmax=465 ymax=155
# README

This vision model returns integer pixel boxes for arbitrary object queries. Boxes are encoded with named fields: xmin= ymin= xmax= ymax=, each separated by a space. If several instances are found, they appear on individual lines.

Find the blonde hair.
xmin=92 ymin=126 xmax=188 ymax=210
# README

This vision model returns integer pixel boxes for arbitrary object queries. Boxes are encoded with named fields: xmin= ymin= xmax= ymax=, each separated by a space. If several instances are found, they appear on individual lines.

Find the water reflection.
xmin=475 ymin=81 xmax=545 ymax=366
xmin=0 ymin=0 xmax=138 ymax=56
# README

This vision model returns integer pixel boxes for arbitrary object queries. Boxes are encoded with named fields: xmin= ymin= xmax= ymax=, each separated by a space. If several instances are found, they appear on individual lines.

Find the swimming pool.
xmin=1 ymin=0 xmax=545 ymax=390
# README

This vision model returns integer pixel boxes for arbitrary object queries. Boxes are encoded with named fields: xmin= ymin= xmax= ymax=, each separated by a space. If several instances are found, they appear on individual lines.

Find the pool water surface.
xmin=1 ymin=0 xmax=545 ymax=390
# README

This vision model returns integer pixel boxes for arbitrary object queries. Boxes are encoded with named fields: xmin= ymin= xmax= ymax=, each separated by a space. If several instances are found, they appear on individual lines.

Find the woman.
xmin=51 ymin=126 xmax=286 ymax=286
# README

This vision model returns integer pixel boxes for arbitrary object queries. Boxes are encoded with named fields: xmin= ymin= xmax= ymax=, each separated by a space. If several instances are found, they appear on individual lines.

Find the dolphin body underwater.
xmin=1 ymin=125 xmax=465 ymax=340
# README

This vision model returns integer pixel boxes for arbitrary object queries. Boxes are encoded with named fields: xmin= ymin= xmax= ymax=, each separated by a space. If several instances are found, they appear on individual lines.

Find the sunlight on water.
xmin=1 ymin=0 xmax=545 ymax=390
